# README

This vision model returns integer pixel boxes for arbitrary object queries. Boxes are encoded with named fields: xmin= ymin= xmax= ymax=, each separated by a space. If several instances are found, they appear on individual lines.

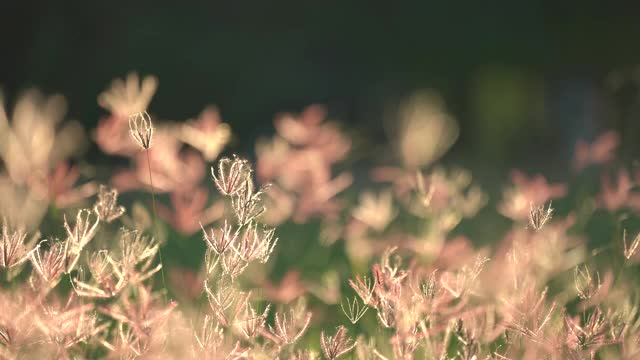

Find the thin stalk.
xmin=196 ymin=287 xmax=206 ymax=322
xmin=146 ymin=150 xmax=168 ymax=301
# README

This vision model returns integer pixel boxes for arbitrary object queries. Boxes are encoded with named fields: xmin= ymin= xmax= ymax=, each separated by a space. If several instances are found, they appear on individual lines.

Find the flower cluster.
xmin=0 ymin=74 xmax=640 ymax=360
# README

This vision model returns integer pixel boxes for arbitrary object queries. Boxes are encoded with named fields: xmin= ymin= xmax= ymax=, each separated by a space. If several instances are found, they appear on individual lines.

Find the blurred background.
xmin=1 ymin=1 xmax=640 ymax=193
xmin=2 ymin=2 xmax=640 ymax=351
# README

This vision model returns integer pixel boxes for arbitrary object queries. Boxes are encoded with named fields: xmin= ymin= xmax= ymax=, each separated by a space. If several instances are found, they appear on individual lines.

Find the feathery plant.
xmin=0 ymin=74 xmax=640 ymax=359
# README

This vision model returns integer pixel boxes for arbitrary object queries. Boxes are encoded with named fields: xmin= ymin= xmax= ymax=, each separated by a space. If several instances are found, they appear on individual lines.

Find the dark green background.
xmin=1 ymin=0 xmax=640 ymax=177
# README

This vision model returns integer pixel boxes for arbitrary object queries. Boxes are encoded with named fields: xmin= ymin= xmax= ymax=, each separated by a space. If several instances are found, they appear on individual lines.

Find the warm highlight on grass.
xmin=0 ymin=73 xmax=638 ymax=359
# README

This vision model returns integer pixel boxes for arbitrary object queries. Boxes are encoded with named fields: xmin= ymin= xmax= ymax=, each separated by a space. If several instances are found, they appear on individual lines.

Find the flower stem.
xmin=146 ymin=149 xmax=168 ymax=301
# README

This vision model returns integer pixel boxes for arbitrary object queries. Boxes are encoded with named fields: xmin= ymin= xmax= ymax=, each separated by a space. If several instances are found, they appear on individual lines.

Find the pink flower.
xmin=156 ymin=187 xmax=224 ymax=235
xmin=499 ymin=170 xmax=567 ymax=221
xmin=255 ymin=105 xmax=352 ymax=224
xmin=256 ymin=270 xmax=307 ymax=304
xmin=573 ymin=131 xmax=619 ymax=172
xmin=94 ymin=115 xmax=139 ymax=156
xmin=31 ymin=162 xmax=97 ymax=208
xmin=599 ymin=169 xmax=640 ymax=211
xmin=112 ymin=132 xmax=205 ymax=193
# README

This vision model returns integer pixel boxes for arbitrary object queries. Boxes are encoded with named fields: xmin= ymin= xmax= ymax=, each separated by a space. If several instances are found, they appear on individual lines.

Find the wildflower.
xmin=598 ymin=169 xmax=640 ymax=211
xmin=64 ymin=209 xmax=100 ymax=272
xmin=564 ymin=308 xmax=616 ymax=352
xmin=348 ymin=275 xmax=377 ymax=307
xmin=0 ymin=176 xmax=48 ymax=230
xmin=377 ymin=247 xmax=409 ymax=287
xmin=261 ymin=184 xmax=296 ymax=225
xmin=232 ymin=222 xmax=278 ymax=264
xmin=98 ymin=72 xmax=158 ymax=116
xmin=623 ymin=229 xmax=640 ymax=260
xmin=35 ymin=296 xmax=108 ymax=353
xmin=395 ymin=90 xmax=459 ymax=169
xmin=499 ymin=171 xmax=566 ymax=221
xmin=29 ymin=239 xmax=68 ymax=286
xmin=179 ymin=106 xmax=231 ymax=161
xmin=205 ymin=279 xmax=242 ymax=326
xmin=255 ymin=105 xmax=352 ymax=224
xmin=352 ymin=190 xmax=397 ymax=232
xmin=273 ymin=105 xmax=327 ymax=145
xmin=193 ymin=314 xmax=223 ymax=352
xmin=376 ymin=296 xmax=398 ymax=328
xmin=341 ymin=296 xmax=369 ymax=324
xmin=574 ymin=265 xmax=602 ymax=300
xmin=117 ymin=229 xmax=161 ymax=282
xmin=418 ymin=270 xmax=439 ymax=301
xmin=43 ymin=162 xmax=97 ymax=208
xmin=93 ymin=185 xmax=125 ymax=223
xmin=269 ymin=299 xmax=312 ymax=344
xmin=72 ymin=250 xmax=127 ymax=298
xmin=320 ymin=326 xmax=356 ymax=360
xmin=212 ymin=156 xmax=251 ymax=196
xmin=220 ymin=249 xmax=250 ymax=278
xmin=194 ymin=314 xmax=250 ymax=359
xmin=100 ymin=285 xmax=177 ymax=339
xmin=440 ymin=256 xmax=489 ymax=298
xmin=202 ymin=220 xmax=238 ymax=256
xmin=234 ymin=301 xmax=270 ymax=340
xmin=128 ymin=111 xmax=154 ymax=149
xmin=292 ymin=172 xmax=352 ymax=223
xmin=258 ymin=270 xmax=307 ymax=304
xmin=0 ymin=89 xmax=85 ymax=186
xmin=0 ymin=220 xmax=37 ymax=270
xmin=113 ymin=132 xmax=206 ymax=193
xmin=95 ymin=73 xmax=158 ymax=156
xmin=573 ymin=131 xmax=619 ymax=172
xmin=158 ymin=188 xmax=224 ymax=235
xmin=209 ymin=222 xmax=275 ymax=279
xmin=451 ymin=320 xmax=479 ymax=360
xmin=503 ymin=287 xmax=557 ymax=343
xmin=101 ymin=322 xmax=150 ymax=358
xmin=232 ymin=177 xmax=269 ymax=226
xmin=528 ymin=202 xmax=553 ymax=231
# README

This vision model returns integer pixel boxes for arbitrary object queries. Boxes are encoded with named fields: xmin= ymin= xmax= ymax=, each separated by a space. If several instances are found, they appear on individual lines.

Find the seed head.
xmin=528 ymin=201 xmax=553 ymax=231
xmin=269 ymin=300 xmax=312 ymax=345
xmin=320 ymin=326 xmax=356 ymax=360
xmin=118 ymin=229 xmax=159 ymax=275
xmin=574 ymin=264 xmax=601 ymax=300
xmin=231 ymin=178 xmax=269 ymax=226
xmin=232 ymin=222 xmax=278 ymax=264
xmin=29 ymin=239 xmax=68 ymax=286
xmin=64 ymin=209 xmax=100 ymax=272
xmin=348 ymin=275 xmax=378 ymax=307
xmin=341 ymin=296 xmax=369 ymax=324
xmin=234 ymin=301 xmax=270 ymax=340
xmin=205 ymin=279 xmax=241 ymax=327
xmin=211 ymin=156 xmax=251 ymax=196
xmin=72 ymin=250 xmax=128 ymax=298
xmin=128 ymin=111 xmax=154 ymax=149
xmin=201 ymin=220 xmax=238 ymax=256
xmin=1 ymin=220 xmax=37 ymax=270
xmin=220 ymin=249 xmax=249 ymax=279
xmin=93 ymin=185 xmax=125 ymax=223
